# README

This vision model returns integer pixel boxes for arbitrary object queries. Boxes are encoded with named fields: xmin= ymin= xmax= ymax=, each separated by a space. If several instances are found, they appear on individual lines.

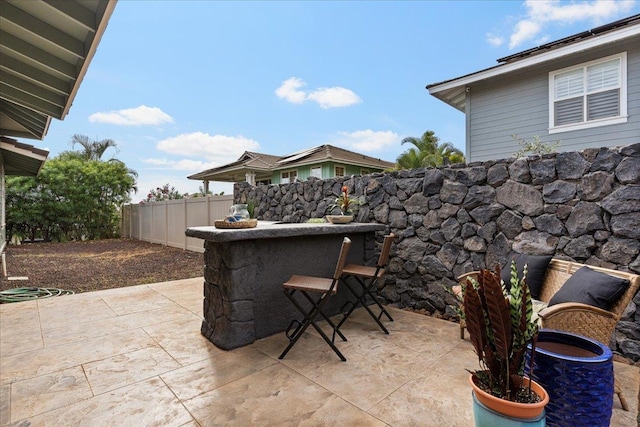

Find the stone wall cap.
xmin=186 ymin=221 xmax=385 ymax=242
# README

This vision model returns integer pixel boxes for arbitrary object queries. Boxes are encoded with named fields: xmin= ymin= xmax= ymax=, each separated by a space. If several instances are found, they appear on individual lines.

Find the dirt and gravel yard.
xmin=0 ymin=239 xmax=204 ymax=294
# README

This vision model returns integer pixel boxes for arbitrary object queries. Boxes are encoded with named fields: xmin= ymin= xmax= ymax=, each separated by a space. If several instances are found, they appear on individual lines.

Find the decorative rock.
xmin=397 ymin=237 xmax=429 ymax=262
xmin=437 ymin=243 xmax=460 ymax=270
xmin=487 ymin=163 xmax=509 ymax=187
xmin=452 ymin=167 xmax=487 ymax=186
xmin=543 ymin=181 xmax=577 ymax=203
xmin=389 ymin=210 xmax=408 ymax=228
xmin=556 ymin=204 xmax=574 ymax=220
xmin=404 ymin=193 xmax=430 ymax=214
xmin=478 ymin=222 xmax=497 ymax=242
xmin=388 ymin=196 xmax=404 ymax=210
xmin=618 ymin=339 xmax=640 ymax=362
xmin=464 ymin=236 xmax=487 ymax=252
xmin=513 ymin=230 xmax=558 ymax=255
xmin=594 ymin=230 xmax=611 ymax=241
xmin=600 ymin=185 xmax=640 ymax=215
xmin=456 ymin=209 xmax=472 ymax=223
xmin=496 ymin=180 xmax=544 ymax=216
xmin=616 ymin=157 xmax=640 ymax=184
xmin=421 ymin=255 xmax=450 ymax=278
xmin=373 ymin=204 xmax=389 ymax=223
xmin=469 ymin=204 xmax=506 ymax=225
xmin=441 ymin=217 xmax=461 ymax=241
xmin=599 ymin=237 xmax=640 ymax=265
xmin=438 ymin=203 xmax=460 ymax=219
xmin=580 ymin=172 xmax=615 ymax=201
xmin=565 ymin=201 xmax=604 ymax=237
xmin=461 ymin=223 xmax=479 ymax=239
xmin=423 ymin=169 xmax=444 ymax=196
xmin=556 ymin=152 xmax=590 ymax=179
xmin=439 ymin=180 xmax=467 ymax=204
xmin=563 ymin=235 xmax=596 ymax=259
xmin=508 ymin=158 xmax=531 ymax=183
xmin=496 ymin=210 xmax=523 ymax=239
xmin=423 ymin=210 xmax=443 ymax=229
xmin=463 ymin=185 xmax=496 ymax=210
xmin=620 ymin=143 xmax=640 ymax=157
xmin=529 ymin=159 xmax=556 ymax=184
xmin=534 ymin=214 xmax=565 ymax=236
xmin=428 ymin=196 xmax=442 ymax=210
xmin=630 ymin=255 xmax=640 ymax=274
xmin=590 ymin=148 xmax=622 ymax=172
xmin=485 ymin=232 xmax=510 ymax=269
xmin=521 ymin=216 xmax=536 ymax=230
xmin=610 ymin=212 xmax=640 ymax=239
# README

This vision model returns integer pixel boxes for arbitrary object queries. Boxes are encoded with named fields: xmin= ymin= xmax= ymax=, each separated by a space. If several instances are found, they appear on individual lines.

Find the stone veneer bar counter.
xmin=186 ymin=221 xmax=386 ymax=350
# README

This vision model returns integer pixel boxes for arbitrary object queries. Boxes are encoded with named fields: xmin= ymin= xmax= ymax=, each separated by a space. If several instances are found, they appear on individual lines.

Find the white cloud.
xmin=307 ymin=86 xmax=362 ymax=109
xmin=486 ymin=33 xmax=504 ymax=47
xmin=505 ymin=0 xmax=635 ymax=49
xmin=155 ymin=132 xmax=260 ymax=164
xmin=275 ymin=77 xmax=361 ymax=108
xmin=141 ymin=158 xmax=215 ymax=172
xmin=335 ymin=129 xmax=399 ymax=152
xmin=89 ymin=105 xmax=174 ymax=126
xmin=274 ymin=77 xmax=307 ymax=104
xmin=510 ymin=19 xmax=542 ymax=49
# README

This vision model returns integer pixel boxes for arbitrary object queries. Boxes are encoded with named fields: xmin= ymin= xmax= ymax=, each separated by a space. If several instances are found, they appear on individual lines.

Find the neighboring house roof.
xmin=0 ymin=136 xmax=48 ymax=176
xmin=0 ymin=0 xmax=117 ymax=140
xmin=187 ymin=151 xmax=282 ymax=182
xmin=188 ymin=144 xmax=395 ymax=182
xmin=427 ymin=14 xmax=640 ymax=112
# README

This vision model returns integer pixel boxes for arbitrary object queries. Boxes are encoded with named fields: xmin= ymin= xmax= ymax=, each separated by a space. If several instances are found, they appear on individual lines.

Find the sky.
xmin=40 ymin=0 xmax=640 ymax=201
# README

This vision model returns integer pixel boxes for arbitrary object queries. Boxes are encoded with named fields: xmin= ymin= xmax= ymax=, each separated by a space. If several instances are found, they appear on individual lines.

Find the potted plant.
xmin=462 ymin=262 xmax=549 ymax=425
xmin=326 ymin=185 xmax=360 ymax=223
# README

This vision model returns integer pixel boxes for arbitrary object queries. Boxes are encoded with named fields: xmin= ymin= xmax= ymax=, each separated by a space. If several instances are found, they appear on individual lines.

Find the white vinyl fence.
xmin=121 ymin=195 xmax=234 ymax=253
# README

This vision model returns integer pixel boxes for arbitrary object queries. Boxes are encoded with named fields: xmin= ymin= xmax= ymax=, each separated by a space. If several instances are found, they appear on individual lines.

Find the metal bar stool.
xmin=337 ymin=233 xmax=395 ymax=334
xmin=279 ymin=237 xmax=352 ymax=361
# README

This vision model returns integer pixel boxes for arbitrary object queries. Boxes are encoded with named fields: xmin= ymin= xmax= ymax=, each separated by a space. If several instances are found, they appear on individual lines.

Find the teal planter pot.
xmin=472 ymin=392 xmax=546 ymax=427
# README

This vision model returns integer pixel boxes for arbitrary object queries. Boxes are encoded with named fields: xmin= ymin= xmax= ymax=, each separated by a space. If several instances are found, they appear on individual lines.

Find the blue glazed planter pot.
xmin=525 ymin=329 xmax=614 ymax=427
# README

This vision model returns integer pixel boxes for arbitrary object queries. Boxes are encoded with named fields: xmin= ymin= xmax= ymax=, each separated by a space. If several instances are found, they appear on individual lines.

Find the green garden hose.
xmin=0 ymin=287 xmax=74 ymax=303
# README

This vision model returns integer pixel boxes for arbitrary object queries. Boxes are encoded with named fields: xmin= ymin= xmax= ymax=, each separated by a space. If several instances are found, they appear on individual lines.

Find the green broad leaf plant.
xmin=463 ymin=261 xmax=541 ymax=403
xmin=327 ymin=185 xmax=360 ymax=215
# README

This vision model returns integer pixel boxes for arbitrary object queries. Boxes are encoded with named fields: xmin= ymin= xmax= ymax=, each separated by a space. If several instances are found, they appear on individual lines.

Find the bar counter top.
xmin=186 ymin=221 xmax=385 ymax=242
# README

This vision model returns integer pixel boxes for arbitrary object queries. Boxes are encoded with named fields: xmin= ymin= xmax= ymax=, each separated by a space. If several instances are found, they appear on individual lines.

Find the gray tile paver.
xmin=0 ymin=277 xmax=637 ymax=426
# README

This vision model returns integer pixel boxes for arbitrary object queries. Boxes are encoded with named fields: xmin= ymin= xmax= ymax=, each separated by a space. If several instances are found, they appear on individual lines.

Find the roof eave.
xmin=427 ymin=21 xmax=640 ymax=111
xmin=60 ymin=1 xmax=118 ymax=121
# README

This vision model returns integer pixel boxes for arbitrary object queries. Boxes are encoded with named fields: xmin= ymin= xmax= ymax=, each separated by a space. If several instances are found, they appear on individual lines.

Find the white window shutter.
xmin=587 ymin=89 xmax=619 ymax=120
xmin=555 ymin=97 xmax=583 ymax=126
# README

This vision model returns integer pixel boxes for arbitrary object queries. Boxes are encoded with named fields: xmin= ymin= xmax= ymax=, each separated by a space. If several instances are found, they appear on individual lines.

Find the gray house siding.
xmin=467 ymin=38 xmax=640 ymax=162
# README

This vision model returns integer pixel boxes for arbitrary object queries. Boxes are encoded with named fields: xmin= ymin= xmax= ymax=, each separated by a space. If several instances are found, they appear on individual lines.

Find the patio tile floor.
xmin=0 ymin=277 xmax=637 ymax=426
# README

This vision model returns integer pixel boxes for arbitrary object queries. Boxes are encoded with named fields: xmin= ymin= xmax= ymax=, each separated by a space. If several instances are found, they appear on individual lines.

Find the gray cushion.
xmin=500 ymin=253 xmax=553 ymax=299
xmin=548 ymin=266 xmax=630 ymax=310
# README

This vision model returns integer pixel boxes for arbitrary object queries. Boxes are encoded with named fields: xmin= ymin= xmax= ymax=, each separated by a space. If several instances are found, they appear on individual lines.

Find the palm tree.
xmin=395 ymin=130 xmax=465 ymax=169
xmin=65 ymin=134 xmax=138 ymax=192
xmin=70 ymin=134 xmax=118 ymax=161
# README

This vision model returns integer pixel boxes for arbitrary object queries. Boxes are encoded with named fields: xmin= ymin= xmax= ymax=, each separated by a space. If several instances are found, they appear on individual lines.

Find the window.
xmin=360 ymin=168 xmax=371 ymax=176
xmin=549 ymin=53 xmax=627 ymax=133
xmin=280 ymin=170 xmax=297 ymax=184
xmin=310 ymin=166 xmax=322 ymax=178
xmin=334 ymin=166 xmax=345 ymax=177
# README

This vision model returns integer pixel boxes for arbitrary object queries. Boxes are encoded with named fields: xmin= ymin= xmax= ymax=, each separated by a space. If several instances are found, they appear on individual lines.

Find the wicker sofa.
xmin=456 ymin=258 xmax=640 ymax=411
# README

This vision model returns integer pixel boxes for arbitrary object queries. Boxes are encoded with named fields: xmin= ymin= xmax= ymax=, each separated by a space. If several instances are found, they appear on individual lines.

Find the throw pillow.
xmin=548 ymin=266 xmax=630 ymax=310
xmin=500 ymin=253 xmax=553 ymax=299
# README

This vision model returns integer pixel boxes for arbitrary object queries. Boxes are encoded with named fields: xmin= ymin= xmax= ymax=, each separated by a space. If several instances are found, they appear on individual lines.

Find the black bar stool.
xmin=279 ymin=237 xmax=352 ymax=361
xmin=337 ymin=233 xmax=395 ymax=334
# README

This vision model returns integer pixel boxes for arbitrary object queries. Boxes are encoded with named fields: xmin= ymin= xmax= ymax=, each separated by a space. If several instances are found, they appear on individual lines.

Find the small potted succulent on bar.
xmin=462 ymin=262 xmax=549 ymax=426
xmin=326 ymin=185 xmax=359 ymax=223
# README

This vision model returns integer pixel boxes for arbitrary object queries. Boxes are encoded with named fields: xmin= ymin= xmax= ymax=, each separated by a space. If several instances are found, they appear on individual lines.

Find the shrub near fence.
xmin=121 ymin=195 xmax=233 ymax=253
xmin=236 ymin=143 xmax=640 ymax=361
